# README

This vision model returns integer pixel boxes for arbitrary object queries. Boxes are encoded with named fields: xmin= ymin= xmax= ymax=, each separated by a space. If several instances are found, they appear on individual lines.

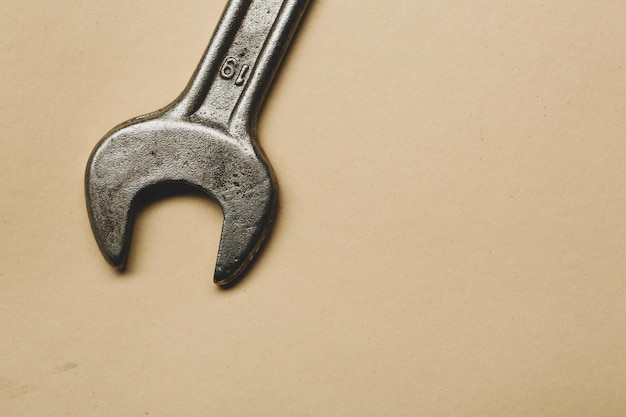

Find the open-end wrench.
xmin=85 ymin=0 xmax=311 ymax=286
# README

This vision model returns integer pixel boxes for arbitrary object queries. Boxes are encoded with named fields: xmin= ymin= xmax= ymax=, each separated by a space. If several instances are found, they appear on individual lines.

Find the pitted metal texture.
xmin=85 ymin=0 xmax=311 ymax=286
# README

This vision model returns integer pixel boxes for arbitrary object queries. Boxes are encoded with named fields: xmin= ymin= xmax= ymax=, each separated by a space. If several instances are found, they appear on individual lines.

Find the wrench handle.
xmin=170 ymin=0 xmax=311 ymax=133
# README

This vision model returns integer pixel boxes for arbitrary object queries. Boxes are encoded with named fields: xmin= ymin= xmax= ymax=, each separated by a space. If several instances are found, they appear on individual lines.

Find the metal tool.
xmin=85 ymin=0 xmax=311 ymax=286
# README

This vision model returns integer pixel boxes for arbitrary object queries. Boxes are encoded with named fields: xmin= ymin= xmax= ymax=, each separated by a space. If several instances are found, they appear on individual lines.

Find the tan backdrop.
xmin=1 ymin=1 xmax=625 ymax=415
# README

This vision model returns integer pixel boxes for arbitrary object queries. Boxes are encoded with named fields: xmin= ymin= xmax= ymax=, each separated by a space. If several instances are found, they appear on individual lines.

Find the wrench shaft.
xmin=172 ymin=0 xmax=310 ymax=132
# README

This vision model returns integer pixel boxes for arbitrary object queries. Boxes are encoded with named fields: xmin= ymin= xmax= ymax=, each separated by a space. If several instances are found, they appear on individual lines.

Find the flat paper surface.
xmin=1 ymin=1 xmax=625 ymax=415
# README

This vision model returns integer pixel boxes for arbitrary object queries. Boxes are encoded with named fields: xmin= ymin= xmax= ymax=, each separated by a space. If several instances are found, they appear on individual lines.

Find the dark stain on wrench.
xmin=85 ymin=0 xmax=312 ymax=286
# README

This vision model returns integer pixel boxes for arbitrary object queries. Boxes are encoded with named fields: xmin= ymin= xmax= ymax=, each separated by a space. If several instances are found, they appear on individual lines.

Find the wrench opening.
xmin=86 ymin=118 xmax=277 ymax=285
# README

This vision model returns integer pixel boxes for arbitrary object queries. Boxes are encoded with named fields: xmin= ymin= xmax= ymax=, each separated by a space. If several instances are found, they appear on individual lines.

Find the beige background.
xmin=2 ymin=0 xmax=625 ymax=415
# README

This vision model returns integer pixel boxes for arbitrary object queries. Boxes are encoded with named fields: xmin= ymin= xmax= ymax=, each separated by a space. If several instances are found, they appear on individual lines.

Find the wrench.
xmin=85 ymin=0 xmax=311 ymax=286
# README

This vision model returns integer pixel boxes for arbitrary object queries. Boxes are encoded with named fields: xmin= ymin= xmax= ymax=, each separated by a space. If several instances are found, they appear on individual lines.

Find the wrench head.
xmin=85 ymin=116 xmax=277 ymax=286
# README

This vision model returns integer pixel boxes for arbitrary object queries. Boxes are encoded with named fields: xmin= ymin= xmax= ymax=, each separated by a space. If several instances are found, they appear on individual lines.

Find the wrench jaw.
xmin=85 ymin=183 xmax=135 ymax=270
xmin=85 ymin=123 xmax=146 ymax=270
xmin=214 ymin=168 xmax=277 ymax=286
xmin=85 ymin=118 xmax=277 ymax=285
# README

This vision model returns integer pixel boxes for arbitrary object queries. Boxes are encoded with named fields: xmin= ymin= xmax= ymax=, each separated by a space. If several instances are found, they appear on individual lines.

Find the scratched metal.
xmin=85 ymin=0 xmax=311 ymax=286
